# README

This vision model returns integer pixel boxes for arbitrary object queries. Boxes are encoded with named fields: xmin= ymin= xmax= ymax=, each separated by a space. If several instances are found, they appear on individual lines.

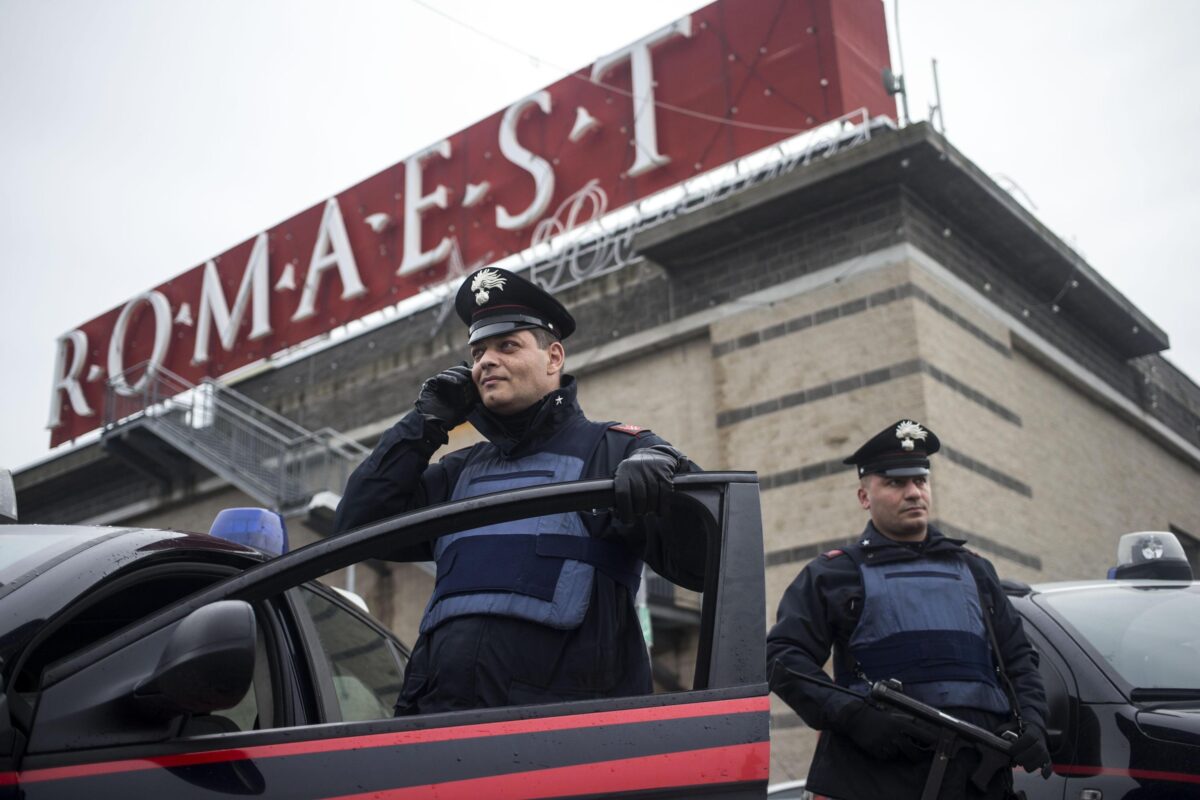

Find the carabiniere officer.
xmin=335 ymin=266 xmax=705 ymax=714
xmin=766 ymin=419 xmax=1051 ymax=800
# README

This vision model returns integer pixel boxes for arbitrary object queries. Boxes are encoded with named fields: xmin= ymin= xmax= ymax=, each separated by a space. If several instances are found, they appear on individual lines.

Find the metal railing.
xmin=103 ymin=363 xmax=368 ymax=513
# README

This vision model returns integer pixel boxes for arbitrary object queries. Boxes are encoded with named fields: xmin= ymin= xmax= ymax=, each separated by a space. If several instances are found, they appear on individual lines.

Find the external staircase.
xmin=101 ymin=363 xmax=367 ymax=515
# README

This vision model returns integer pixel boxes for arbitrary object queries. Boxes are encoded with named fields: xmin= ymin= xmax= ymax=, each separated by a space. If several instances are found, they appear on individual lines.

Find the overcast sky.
xmin=2 ymin=0 xmax=1198 ymax=471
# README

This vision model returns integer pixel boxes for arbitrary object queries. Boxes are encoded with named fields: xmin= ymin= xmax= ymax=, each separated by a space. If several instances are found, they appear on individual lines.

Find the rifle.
xmin=870 ymin=678 xmax=1041 ymax=799
xmin=770 ymin=662 xmax=1050 ymax=800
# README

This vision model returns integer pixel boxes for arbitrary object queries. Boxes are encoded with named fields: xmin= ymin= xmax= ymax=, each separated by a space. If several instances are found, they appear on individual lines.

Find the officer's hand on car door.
xmin=613 ymin=445 xmax=685 ymax=524
xmin=415 ymin=364 xmax=478 ymax=431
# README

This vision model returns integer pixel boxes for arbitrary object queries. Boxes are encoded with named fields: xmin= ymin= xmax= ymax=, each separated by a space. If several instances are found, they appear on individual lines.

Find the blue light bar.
xmin=209 ymin=507 xmax=289 ymax=557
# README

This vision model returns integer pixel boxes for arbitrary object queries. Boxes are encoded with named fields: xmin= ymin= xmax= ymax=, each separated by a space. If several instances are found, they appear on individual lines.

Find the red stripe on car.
xmin=1052 ymin=763 xmax=1200 ymax=784
xmin=326 ymin=742 xmax=771 ymax=799
xmin=2 ymin=696 xmax=767 ymax=786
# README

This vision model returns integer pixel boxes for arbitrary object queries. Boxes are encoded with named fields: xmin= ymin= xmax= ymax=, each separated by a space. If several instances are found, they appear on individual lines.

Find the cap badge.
xmin=470 ymin=268 xmax=507 ymax=306
xmin=894 ymin=420 xmax=927 ymax=451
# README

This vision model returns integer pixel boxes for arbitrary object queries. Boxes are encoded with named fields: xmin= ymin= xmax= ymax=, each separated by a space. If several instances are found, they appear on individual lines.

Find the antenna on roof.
xmin=928 ymin=58 xmax=946 ymax=135
xmin=883 ymin=0 xmax=911 ymax=126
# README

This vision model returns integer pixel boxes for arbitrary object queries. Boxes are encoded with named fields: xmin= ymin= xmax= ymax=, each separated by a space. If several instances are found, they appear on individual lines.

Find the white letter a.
xmin=293 ymin=198 xmax=367 ymax=322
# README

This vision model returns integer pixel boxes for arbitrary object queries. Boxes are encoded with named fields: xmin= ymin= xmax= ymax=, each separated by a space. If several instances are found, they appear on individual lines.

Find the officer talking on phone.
xmin=335 ymin=267 xmax=705 ymax=714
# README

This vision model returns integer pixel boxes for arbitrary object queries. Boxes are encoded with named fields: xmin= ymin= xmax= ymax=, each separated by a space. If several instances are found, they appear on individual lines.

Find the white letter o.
xmin=108 ymin=290 xmax=174 ymax=396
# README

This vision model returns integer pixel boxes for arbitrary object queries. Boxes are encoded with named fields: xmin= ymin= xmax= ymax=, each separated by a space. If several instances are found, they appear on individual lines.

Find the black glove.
xmin=1008 ymin=724 xmax=1051 ymax=774
xmin=834 ymin=701 xmax=937 ymax=762
xmin=414 ymin=365 xmax=477 ymax=430
xmin=613 ymin=445 xmax=683 ymax=524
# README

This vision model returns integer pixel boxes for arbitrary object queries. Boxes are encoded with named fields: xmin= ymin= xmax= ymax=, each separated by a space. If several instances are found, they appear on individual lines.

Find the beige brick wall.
xmin=577 ymin=334 xmax=720 ymax=469
xmin=1012 ymin=348 xmax=1200 ymax=581
xmin=760 ymin=477 xmax=870 ymax=554
xmin=906 ymin=265 xmax=1038 ymax=578
xmin=127 ymin=485 xmax=259 ymax=536
xmin=907 ymin=255 xmax=1200 ymax=581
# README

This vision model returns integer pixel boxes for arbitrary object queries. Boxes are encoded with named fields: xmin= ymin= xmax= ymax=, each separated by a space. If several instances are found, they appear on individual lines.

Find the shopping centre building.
xmin=15 ymin=0 xmax=1200 ymax=780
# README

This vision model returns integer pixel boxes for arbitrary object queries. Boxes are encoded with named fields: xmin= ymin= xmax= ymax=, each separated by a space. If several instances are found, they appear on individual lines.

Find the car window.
xmin=1038 ymin=585 xmax=1200 ymax=690
xmin=300 ymin=585 xmax=406 ymax=721
xmin=14 ymin=569 xmax=225 ymax=694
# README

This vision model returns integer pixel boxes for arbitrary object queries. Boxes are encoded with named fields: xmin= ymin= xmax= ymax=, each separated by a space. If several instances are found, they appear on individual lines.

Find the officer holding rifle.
xmin=767 ymin=420 xmax=1051 ymax=799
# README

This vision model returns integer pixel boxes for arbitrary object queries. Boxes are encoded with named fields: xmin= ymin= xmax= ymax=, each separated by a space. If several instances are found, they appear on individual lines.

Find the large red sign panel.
xmin=49 ymin=0 xmax=893 ymax=446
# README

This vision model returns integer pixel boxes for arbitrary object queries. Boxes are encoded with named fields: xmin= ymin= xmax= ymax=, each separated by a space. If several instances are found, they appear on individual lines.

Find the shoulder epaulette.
xmin=609 ymin=423 xmax=650 ymax=436
xmin=821 ymin=549 xmax=846 ymax=560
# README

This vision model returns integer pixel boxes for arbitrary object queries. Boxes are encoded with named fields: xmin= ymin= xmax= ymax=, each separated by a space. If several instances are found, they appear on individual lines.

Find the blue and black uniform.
xmin=336 ymin=376 xmax=704 ymax=714
xmin=767 ymin=522 xmax=1047 ymax=800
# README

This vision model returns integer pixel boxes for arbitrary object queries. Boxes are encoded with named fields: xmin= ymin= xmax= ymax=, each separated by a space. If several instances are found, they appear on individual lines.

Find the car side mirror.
xmin=134 ymin=600 xmax=255 ymax=716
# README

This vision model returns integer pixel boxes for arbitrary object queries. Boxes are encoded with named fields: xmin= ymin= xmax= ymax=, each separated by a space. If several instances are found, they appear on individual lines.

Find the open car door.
xmin=8 ymin=473 xmax=768 ymax=799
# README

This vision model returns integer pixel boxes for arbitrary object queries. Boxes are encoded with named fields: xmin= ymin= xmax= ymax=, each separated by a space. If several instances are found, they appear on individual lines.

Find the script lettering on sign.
xmin=48 ymin=0 xmax=895 ymax=445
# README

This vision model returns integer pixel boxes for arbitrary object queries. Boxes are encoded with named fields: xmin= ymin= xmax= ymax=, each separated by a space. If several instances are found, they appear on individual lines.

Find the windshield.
xmin=0 ymin=527 xmax=116 ymax=588
xmin=1038 ymin=584 xmax=1200 ymax=692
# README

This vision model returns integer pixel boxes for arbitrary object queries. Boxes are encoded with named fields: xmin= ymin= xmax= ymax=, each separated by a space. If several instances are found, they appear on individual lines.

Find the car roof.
xmin=1005 ymin=578 xmax=1198 ymax=598
xmin=0 ymin=524 xmax=263 ymax=664
xmin=1 ymin=523 xmax=260 ymax=585
xmin=1028 ymin=579 xmax=1197 ymax=594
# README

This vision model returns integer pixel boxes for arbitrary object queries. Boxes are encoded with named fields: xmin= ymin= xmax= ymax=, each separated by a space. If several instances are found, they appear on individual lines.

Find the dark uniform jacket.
xmin=335 ymin=375 xmax=705 ymax=713
xmin=766 ymin=522 xmax=1047 ymax=800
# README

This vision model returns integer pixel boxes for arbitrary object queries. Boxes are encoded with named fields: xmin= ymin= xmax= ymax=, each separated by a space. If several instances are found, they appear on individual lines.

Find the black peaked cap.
xmin=843 ymin=419 xmax=941 ymax=478
xmin=455 ymin=267 xmax=575 ymax=345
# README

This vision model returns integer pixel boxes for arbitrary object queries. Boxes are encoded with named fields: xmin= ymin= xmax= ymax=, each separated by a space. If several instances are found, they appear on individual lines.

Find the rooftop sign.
xmin=48 ymin=0 xmax=894 ymax=446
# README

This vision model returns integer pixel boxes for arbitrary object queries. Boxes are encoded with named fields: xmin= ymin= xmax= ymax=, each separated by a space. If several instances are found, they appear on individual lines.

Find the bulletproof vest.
xmin=419 ymin=416 xmax=642 ymax=633
xmin=841 ymin=549 xmax=1010 ymax=714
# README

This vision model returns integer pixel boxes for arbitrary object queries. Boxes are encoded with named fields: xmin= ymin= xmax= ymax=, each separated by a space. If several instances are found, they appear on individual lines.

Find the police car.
xmin=1008 ymin=531 xmax=1200 ymax=798
xmin=0 ymin=471 xmax=769 ymax=798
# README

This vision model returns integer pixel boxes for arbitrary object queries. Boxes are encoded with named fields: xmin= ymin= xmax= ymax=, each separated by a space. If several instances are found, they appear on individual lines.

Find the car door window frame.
xmin=1017 ymin=614 xmax=1078 ymax=761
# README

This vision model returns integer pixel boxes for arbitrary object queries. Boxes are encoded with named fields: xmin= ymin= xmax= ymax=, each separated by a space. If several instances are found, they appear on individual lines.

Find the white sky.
xmin=2 ymin=0 xmax=1198 ymax=470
